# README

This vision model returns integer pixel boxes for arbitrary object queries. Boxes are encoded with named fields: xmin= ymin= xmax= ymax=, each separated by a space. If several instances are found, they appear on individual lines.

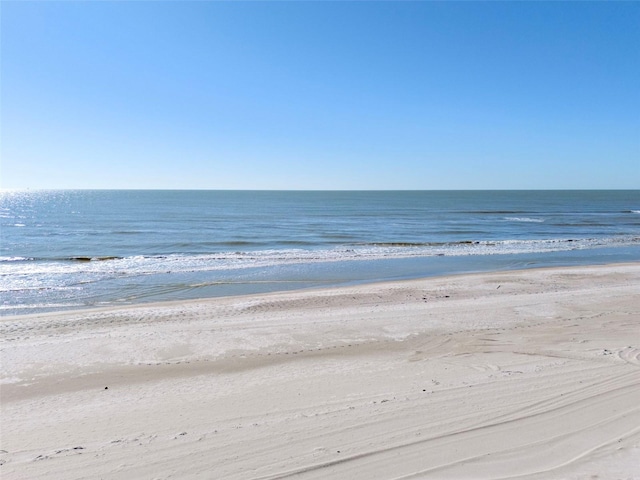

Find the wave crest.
xmin=504 ymin=217 xmax=544 ymax=223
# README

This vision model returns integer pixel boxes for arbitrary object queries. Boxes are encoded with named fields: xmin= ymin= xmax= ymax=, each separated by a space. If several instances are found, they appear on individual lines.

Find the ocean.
xmin=1 ymin=190 xmax=639 ymax=316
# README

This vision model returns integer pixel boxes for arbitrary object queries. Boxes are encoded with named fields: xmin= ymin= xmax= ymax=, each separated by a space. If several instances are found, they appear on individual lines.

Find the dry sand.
xmin=1 ymin=263 xmax=639 ymax=479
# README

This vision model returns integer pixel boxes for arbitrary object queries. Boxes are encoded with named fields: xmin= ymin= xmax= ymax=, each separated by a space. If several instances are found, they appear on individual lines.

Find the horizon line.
xmin=2 ymin=187 xmax=638 ymax=193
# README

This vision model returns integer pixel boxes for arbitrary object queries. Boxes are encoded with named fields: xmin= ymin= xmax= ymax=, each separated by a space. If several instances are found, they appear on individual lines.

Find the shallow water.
xmin=1 ymin=190 xmax=638 ymax=314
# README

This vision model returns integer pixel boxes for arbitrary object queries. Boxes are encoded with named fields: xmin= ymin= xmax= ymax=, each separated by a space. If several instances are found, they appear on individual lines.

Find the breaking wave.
xmin=2 ymin=236 xmax=639 ymax=283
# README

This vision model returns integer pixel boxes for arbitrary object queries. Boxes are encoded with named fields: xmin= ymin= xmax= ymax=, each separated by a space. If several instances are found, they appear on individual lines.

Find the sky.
xmin=1 ymin=1 xmax=639 ymax=190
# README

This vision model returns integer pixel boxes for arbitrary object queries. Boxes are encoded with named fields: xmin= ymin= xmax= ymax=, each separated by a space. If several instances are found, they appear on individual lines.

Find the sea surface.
xmin=1 ymin=190 xmax=639 ymax=315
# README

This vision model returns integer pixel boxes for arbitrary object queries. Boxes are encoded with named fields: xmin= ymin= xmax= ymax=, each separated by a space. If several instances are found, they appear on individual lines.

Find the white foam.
xmin=504 ymin=217 xmax=544 ymax=223
xmin=1 ymin=236 xmax=639 ymax=286
xmin=0 ymin=302 xmax=83 ymax=310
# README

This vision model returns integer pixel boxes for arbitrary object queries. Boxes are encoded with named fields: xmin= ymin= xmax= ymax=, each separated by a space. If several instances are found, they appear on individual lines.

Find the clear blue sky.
xmin=2 ymin=1 xmax=639 ymax=190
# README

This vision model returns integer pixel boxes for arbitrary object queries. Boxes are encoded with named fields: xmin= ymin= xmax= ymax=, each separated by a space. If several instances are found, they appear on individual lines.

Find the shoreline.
xmin=2 ymin=262 xmax=639 ymax=479
xmin=3 ymin=256 xmax=639 ymax=319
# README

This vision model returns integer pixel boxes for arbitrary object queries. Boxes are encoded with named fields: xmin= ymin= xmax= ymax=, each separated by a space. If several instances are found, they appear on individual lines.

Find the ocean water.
xmin=1 ymin=190 xmax=639 ymax=315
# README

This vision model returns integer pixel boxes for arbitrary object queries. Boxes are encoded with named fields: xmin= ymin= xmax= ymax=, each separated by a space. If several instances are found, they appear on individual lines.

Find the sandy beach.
xmin=1 ymin=263 xmax=639 ymax=479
